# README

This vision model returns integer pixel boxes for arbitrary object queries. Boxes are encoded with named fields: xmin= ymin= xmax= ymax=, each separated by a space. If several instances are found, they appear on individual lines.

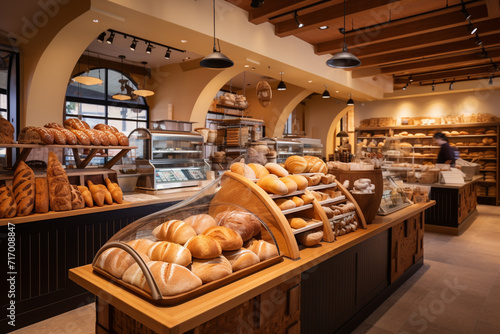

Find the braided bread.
xmin=13 ymin=161 xmax=35 ymax=216
xmin=0 ymin=185 xmax=16 ymax=218
xmin=70 ymin=129 xmax=90 ymax=145
xmin=45 ymin=128 xmax=66 ymax=145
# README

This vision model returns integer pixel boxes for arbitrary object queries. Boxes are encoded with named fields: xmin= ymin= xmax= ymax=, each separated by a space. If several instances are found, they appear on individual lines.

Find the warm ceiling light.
xmin=336 ymin=131 xmax=349 ymax=138
xmin=73 ymin=51 xmax=103 ymax=86
xmin=97 ymin=32 xmax=106 ymax=43
xmin=134 ymin=61 xmax=155 ymax=97
xmin=93 ymin=19 xmax=99 ymax=23
xmin=336 ymin=90 xmax=339 ymax=93
xmin=146 ymin=43 xmax=153 ymax=54
xmin=200 ymin=0 xmax=234 ymax=69
xmin=277 ymin=72 xmax=287 ymax=91
xmin=294 ymin=11 xmax=304 ymax=28
xmin=476 ymin=35 xmax=483 ymax=46
xmin=468 ymin=23 xmax=477 ymax=35
xmin=165 ymin=48 xmax=171 ymax=59
xmin=181 ymin=39 xmax=188 ymax=43
xmin=244 ymin=64 xmax=250 ymax=68
xmin=106 ymin=31 xmax=115 ymax=44
xmin=322 ymin=85 xmax=330 ymax=98
xmin=129 ymin=39 xmax=138 ymax=51
xmin=308 ymin=80 xmax=313 ymax=83
xmin=347 ymin=94 xmax=354 ymax=105
xmin=326 ymin=0 xmax=361 ymax=69
xmin=319 ymin=25 xmax=329 ymax=30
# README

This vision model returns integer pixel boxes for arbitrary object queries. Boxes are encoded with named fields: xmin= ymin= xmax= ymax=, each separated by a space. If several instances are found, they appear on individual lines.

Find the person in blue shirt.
xmin=433 ymin=132 xmax=457 ymax=167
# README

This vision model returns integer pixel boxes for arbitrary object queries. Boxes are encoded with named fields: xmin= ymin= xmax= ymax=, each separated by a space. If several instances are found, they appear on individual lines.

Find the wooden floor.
xmin=10 ymin=205 xmax=500 ymax=334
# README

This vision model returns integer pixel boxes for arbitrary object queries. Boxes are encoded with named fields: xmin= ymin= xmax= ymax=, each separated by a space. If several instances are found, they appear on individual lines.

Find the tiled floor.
xmin=11 ymin=205 xmax=500 ymax=334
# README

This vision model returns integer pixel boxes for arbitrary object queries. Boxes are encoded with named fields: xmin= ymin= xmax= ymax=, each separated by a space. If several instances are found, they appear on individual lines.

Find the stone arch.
xmin=325 ymin=105 xmax=354 ymax=157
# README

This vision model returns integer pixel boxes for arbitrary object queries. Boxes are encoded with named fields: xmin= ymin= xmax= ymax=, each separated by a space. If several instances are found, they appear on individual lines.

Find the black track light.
xmin=468 ymin=23 xmax=477 ymax=35
xmin=432 ymin=84 xmax=435 ymax=92
xmin=449 ymin=80 xmax=454 ymax=90
xmin=409 ymin=75 xmax=413 ymax=83
xmin=347 ymin=94 xmax=354 ymax=105
xmin=250 ymin=0 xmax=264 ymax=8
xmin=475 ymin=34 xmax=483 ymax=46
xmin=130 ymin=39 xmax=138 ymax=51
xmin=403 ymin=84 xmax=407 ymax=91
xmin=277 ymin=72 xmax=287 ymax=91
xmin=294 ymin=11 xmax=304 ymax=28
xmin=106 ymin=32 xmax=115 ymax=44
xmin=322 ymin=85 xmax=330 ymax=98
xmin=461 ymin=5 xmax=471 ymax=21
xmin=489 ymin=75 xmax=493 ymax=85
xmin=97 ymin=32 xmax=106 ymax=43
xmin=146 ymin=43 xmax=153 ymax=54
xmin=165 ymin=48 xmax=171 ymax=59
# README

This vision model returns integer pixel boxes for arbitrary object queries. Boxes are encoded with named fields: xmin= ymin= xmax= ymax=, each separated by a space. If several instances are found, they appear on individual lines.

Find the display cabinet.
xmin=128 ymin=129 xmax=209 ymax=190
xmin=299 ymin=138 xmax=323 ymax=159
xmin=274 ymin=138 xmax=304 ymax=163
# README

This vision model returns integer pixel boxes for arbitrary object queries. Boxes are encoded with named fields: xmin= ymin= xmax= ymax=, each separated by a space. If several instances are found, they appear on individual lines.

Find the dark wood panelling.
xmin=426 ymin=187 xmax=459 ymax=227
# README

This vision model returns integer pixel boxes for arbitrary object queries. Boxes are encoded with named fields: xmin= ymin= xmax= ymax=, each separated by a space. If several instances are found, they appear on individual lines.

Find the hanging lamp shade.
xmin=73 ymin=51 xmax=103 ymax=86
xmin=200 ymin=0 xmax=234 ymax=69
xmin=112 ymin=56 xmax=132 ymax=101
xmin=322 ymin=85 xmax=330 ymax=98
xmin=134 ymin=62 xmax=155 ymax=97
xmin=112 ymin=92 xmax=131 ymax=101
xmin=347 ymin=94 xmax=354 ymax=105
xmin=277 ymin=71 xmax=287 ymax=91
xmin=336 ymin=130 xmax=349 ymax=137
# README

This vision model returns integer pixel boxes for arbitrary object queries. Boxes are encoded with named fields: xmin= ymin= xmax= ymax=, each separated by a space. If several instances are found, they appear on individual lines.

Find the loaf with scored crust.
xmin=13 ymin=161 xmax=35 ymax=216
xmin=47 ymin=152 xmax=72 ymax=212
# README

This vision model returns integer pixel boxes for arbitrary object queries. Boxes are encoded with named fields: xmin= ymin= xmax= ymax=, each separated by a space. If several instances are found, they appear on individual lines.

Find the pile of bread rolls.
xmin=351 ymin=179 xmax=375 ymax=194
xmin=95 ymin=210 xmax=279 ymax=297
xmin=17 ymin=118 xmax=129 ymax=146
xmin=0 ymin=152 xmax=123 ymax=219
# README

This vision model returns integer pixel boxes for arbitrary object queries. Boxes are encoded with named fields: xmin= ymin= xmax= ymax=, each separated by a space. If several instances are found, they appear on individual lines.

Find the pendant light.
xmin=112 ymin=55 xmax=131 ymax=101
xmin=347 ymin=94 xmax=354 ymax=105
xmin=326 ymin=0 xmax=361 ymax=69
xmin=200 ymin=0 xmax=234 ymax=69
xmin=73 ymin=51 xmax=103 ymax=86
xmin=322 ymin=85 xmax=330 ymax=98
xmin=134 ymin=62 xmax=155 ymax=97
xmin=277 ymin=72 xmax=287 ymax=91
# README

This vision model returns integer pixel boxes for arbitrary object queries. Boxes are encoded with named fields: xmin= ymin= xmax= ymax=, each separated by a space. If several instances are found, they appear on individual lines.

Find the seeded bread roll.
xmin=202 ymin=226 xmax=243 ymax=251
xmin=13 ymin=161 xmax=35 ymax=216
xmin=191 ymin=255 xmax=232 ymax=283
xmin=35 ymin=178 xmax=49 ymax=213
xmin=184 ymin=235 xmax=222 ymax=259
xmin=152 ymin=220 xmax=197 ymax=244
xmin=246 ymin=239 xmax=279 ymax=261
xmin=0 ymin=185 xmax=16 ymax=218
xmin=146 ymin=241 xmax=192 ymax=267
xmin=224 ymin=248 xmax=260 ymax=272
xmin=47 ymin=152 xmax=72 ymax=212
xmin=184 ymin=214 xmax=218 ymax=234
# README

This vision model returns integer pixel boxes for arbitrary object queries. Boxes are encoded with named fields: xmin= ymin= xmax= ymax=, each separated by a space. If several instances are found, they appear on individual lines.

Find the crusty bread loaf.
xmin=257 ymin=174 xmax=288 ymax=195
xmin=183 ymin=214 xmax=218 ymax=234
xmin=202 ymin=226 xmax=243 ymax=251
xmin=33 ymin=127 xmax=55 ymax=144
xmin=45 ymin=128 xmax=66 ymax=145
xmin=123 ymin=261 xmax=202 ymax=296
xmin=146 ymin=241 xmax=192 ymax=267
xmin=0 ymin=185 xmax=16 ymax=218
xmin=321 ymin=174 xmax=336 ymax=184
xmin=274 ymin=198 xmax=296 ymax=210
xmin=127 ymin=239 xmax=154 ymax=254
xmin=47 ymin=152 xmax=72 ymax=212
xmin=70 ymin=129 xmax=91 ymax=145
xmin=291 ymin=196 xmax=304 ymax=207
xmin=279 ymin=176 xmax=298 ymax=194
xmin=0 ymin=117 xmax=14 ymax=143
xmin=96 ymin=184 xmax=113 ymax=205
xmin=35 ymin=178 xmax=49 ymax=213
xmin=230 ymin=162 xmax=256 ymax=179
xmin=284 ymin=155 xmax=307 ymax=174
xmin=309 ymin=161 xmax=327 ymax=174
xmin=77 ymin=185 xmax=93 ymax=207
xmin=105 ymin=178 xmax=123 ymax=203
xmin=70 ymin=185 xmax=85 ymax=209
xmin=305 ymin=174 xmax=321 ymax=186
xmin=191 ymin=255 xmax=232 ymax=283
xmin=265 ymin=163 xmax=289 ymax=177
xmin=18 ymin=127 xmax=43 ymax=144
xmin=246 ymin=239 xmax=279 ymax=261
xmin=95 ymin=247 xmax=149 ymax=279
xmin=95 ymin=129 xmax=110 ymax=146
xmin=247 ymin=163 xmax=269 ymax=179
xmin=64 ymin=118 xmax=87 ymax=131
xmin=184 ymin=234 xmax=222 ymax=259
xmin=152 ymin=220 xmax=197 ymax=244
xmin=288 ymin=217 xmax=307 ymax=229
xmin=104 ymin=131 xmax=119 ymax=146
xmin=46 ymin=126 xmax=78 ymax=145
xmin=301 ymin=190 xmax=315 ymax=204
xmin=286 ymin=175 xmax=308 ymax=190
xmin=13 ymin=161 xmax=35 ymax=216
xmin=86 ymin=180 xmax=105 ymax=207
xmin=215 ymin=210 xmax=261 ymax=241
xmin=296 ymin=229 xmax=324 ymax=247
xmin=82 ymin=129 xmax=101 ymax=146
xmin=224 ymin=248 xmax=260 ymax=272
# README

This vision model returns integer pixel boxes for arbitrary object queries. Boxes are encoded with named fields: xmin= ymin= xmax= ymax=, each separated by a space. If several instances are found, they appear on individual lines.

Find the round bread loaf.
xmin=247 ymin=163 xmax=270 ymax=179
xmin=265 ymin=163 xmax=289 ymax=177
xmin=215 ymin=210 xmax=261 ymax=241
xmin=146 ymin=241 xmax=192 ymax=267
xmin=296 ymin=229 xmax=324 ymax=247
xmin=230 ymin=162 xmax=256 ymax=179
xmin=127 ymin=239 xmax=154 ymax=254
xmin=284 ymin=155 xmax=307 ymax=174
xmin=184 ymin=214 xmax=218 ymax=234
xmin=95 ymin=247 xmax=150 ymax=279
xmin=184 ymin=235 xmax=222 ymax=259
xmin=247 ymin=240 xmax=279 ymax=261
xmin=286 ymin=175 xmax=308 ymax=190
xmin=279 ymin=176 xmax=298 ymax=194
xmin=257 ymin=174 xmax=288 ymax=195
xmin=191 ymin=255 xmax=232 ymax=283
xmin=202 ymin=226 xmax=243 ymax=251
xmin=288 ymin=217 xmax=307 ymax=229
xmin=152 ymin=220 xmax=197 ymax=244
xmin=224 ymin=248 xmax=260 ymax=272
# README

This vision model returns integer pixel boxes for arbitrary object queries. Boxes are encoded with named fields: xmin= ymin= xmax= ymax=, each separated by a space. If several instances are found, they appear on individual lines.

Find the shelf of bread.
xmin=0 ymin=143 xmax=135 ymax=150
xmin=281 ymin=204 xmax=314 ymax=215
xmin=308 ymin=183 xmax=338 ymax=191
xmin=328 ymin=211 xmax=356 ymax=222
xmin=319 ymin=195 xmax=346 ymax=206
xmin=291 ymin=219 xmax=323 ymax=234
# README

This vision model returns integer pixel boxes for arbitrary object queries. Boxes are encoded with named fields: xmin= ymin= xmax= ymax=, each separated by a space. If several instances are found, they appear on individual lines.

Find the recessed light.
xmin=319 ymin=25 xmax=329 ymax=30
xmin=308 ymin=80 xmax=313 ymax=83
xmin=185 ymin=56 xmax=191 ymax=60
xmin=93 ymin=19 xmax=99 ymax=23
xmin=181 ymin=39 xmax=188 ymax=43
xmin=244 ymin=65 xmax=250 ymax=68
xmin=336 ymin=90 xmax=339 ymax=93
xmin=251 ymin=67 xmax=256 ymax=70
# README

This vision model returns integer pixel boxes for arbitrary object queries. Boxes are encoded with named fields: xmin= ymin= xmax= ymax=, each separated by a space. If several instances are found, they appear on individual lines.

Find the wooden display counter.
xmin=69 ymin=202 xmax=434 ymax=334
xmin=408 ymin=176 xmax=480 ymax=235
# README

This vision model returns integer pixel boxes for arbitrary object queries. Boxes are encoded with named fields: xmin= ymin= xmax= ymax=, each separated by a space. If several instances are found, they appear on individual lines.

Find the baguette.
xmin=47 ymin=152 xmax=72 ymax=211
xmin=95 ymin=247 xmax=149 ymax=279
xmin=152 ymin=220 xmax=197 ymax=244
xmin=35 ymin=178 xmax=49 ymax=213
xmin=191 ymin=255 xmax=232 ymax=283
xmin=0 ymin=185 xmax=16 ymax=218
xmin=105 ymin=178 xmax=123 ymax=203
xmin=146 ymin=241 xmax=192 ymax=267
xmin=224 ymin=248 xmax=260 ymax=272
xmin=13 ymin=161 xmax=35 ymax=216
xmin=183 ymin=214 xmax=218 ymax=234
xmin=77 ymin=185 xmax=93 ymax=207
xmin=70 ymin=185 xmax=85 ymax=209
xmin=257 ymin=174 xmax=288 ymax=195
xmin=202 ymin=226 xmax=243 ymax=251
xmin=184 ymin=235 xmax=222 ymax=259
xmin=86 ymin=180 xmax=105 ymax=207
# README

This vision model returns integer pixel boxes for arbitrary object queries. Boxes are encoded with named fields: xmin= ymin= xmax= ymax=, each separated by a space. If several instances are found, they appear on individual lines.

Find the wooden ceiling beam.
xmin=247 ymin=0 xmax=312 ymax=25
xmin=485 ymin=0 xmax=500 ymax=17
xmin=393 ymin=65 xmax=496 ymax=83
xmin=358 ymin=33 xmax=500 ymax=68
xmin=315 ymin=5 xmax=492 ymax=55
xmin=274 ymin=0 xmax=399 ymax=37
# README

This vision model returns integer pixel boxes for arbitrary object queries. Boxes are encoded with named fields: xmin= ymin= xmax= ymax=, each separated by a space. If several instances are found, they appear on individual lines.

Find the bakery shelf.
xmin=395 ymin=136 xmax=432 ymax=139
xmin=291 ymin=220 xmax=324 ymax=235
xmin=412 ymin=146 xmax=440 ymax=149
xmin=357 ymin=122 xmax=500 ymax=131
xmin=308 ymin=183 xmax=338 ymax=191
xmin=478 ymin=180 xmax=497 ymax=183
xmin=268 ymin=190 xmax=305 ymax=199
xmin=357 ymin=136 xmax=387 ymax=139
xmin=319 ymin=195 xmax=346 ymax=206
xmin=281 ymin=204 xmax=314 ymax=215
xmin=328 ymin=211 xmax=356 ymax=222
xmin=152 ymin=150 xmax=202 ymax=154
xmin=455 ymin=146 xmax=497 ymax=148
xmin=479 ymin=169 xmax=497 ymax=172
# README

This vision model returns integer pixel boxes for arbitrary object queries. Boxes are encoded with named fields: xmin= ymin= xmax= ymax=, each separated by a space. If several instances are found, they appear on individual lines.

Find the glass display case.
xmin=299 ymin=138 xmax=323 ymax=158
xmin=378 ymin=174 xmax=412 ymax=215
xmin=128 ymin=129 xmax=209 ymax=190
xmin=264 ymin=138 xmax=304 ymax=163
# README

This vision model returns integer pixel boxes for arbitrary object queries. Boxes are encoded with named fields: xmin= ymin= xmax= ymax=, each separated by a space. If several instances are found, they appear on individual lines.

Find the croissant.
xmin=87 ymin=180 xmax=105 ymax=207
xmin=96 ymin=184 xmax=113 ymax=205
xmin=105 ymin=178 xmax=123 ymax=204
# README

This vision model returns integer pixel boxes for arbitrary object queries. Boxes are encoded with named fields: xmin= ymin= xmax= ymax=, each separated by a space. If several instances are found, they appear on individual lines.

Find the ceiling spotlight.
xmin=322 ymin=85 xmax=330 ymax=98
xmin=461 ymin=6 xmax=471 ymax=21
xmin=489 ymin=75 xmax=493 ymax=85
xmin=475 ymin=35 xmax=483 ymax=46
xmin=449 ymin=80 xmax=454 ymax=90
xmin=481 ymin=48 xmax=488 ymax=58
xmin=319 ymin=25 xmax=329 ymax=30
xmin=432 ymin=80 xmax=435 ymax=91
xmin=294 ymin=11 xmax=304 ymax=28
xmin=468 ymin=23 xmax=477 ymax=35
xmin=129 ymin=39 xmax=138 ymax=51
xmin=409 ymin=75 xmax=413 ymax=82
xmin=97 ymin=32 xmax=106 ymax=43
xmin=165 ymin=48 xmax=171 ymax=59
xmin=277 ymin=72 xmax=287 ymax=91
xmin=403 ymin=85 xmax=407 ymax=91
xmin=347 ymin=94 xmax=354 ymax=105
xmin=106 ymin=31 xmax=115 ymax=44
xmin=250 ymin=0 xmax=264 ymax=8
xmin=146 ymin=43 xmax=153 ymax=54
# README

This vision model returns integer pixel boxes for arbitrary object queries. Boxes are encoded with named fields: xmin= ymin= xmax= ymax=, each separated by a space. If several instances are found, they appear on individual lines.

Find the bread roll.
xmin=0 ymin=116 xmax=14 ymax=143
xmin=286 ymin=175 xmax=308 ymax=190
xmin=321 ymin=174 xmax=336 ymax=184
xmin=105 ymin=178 xmax=123 ymax=203
xmin=296 ymin=229 xmax=324 ymax=247
xmin=247 ymin=239 xmax=279 ymax=261
xmin=146 ymin=241 xmax=192 ymax=267
xmin=86 ymin=181 xmax=105 ymax=207
xmin=275 ymin=198 xmax=296 ymax=210
xmin=183 ymin=214 xmax=218 ymax=234
xmin=279 ymin=177 xmax=298 ymax=194
xmin=96 ymin=184 xmax=113 ymax=205
xmin=191 ymin=255 xmax=232 ymax=283
xmin=35 ymin=178 xmax=49 ymax=213
xmin=224 ymin=249 xmax=260 ymax=272
xmin=127 ymin=239 xmax=154 ymax=254
xmin=265 ymin=163 xmax=289 ymax=177
xmin=184 ymin=235 xmax=222 ymax=259
xmin=95 ymin=247 xmax=149 ymax=279
xmin=46 ymin=152 xmax=72 ymax=212
xmin=322 ymin=206 xmax=334 ymax=218
xmin=123 ymin=261 xmax=202 ymax=296
xmin=215 ymin=210 xmax=261 ymax=241
xmin=305 ymin=174 xmax=321 ymax=186
xmin=77 ymin=185 xmax=93 ymax=207
xmin=288 ymin=217 xmax=307 ymax=229
xmin=257 ymin=174 xmax=288 ymax=195
xmin=13 ymin=161 xmax=36 ymax=216
xmin=284 ymin=156 xmax=307 ymax=174
xmin=247 ymin=163 xmax=269 ymax=179
xmin=152 ymin=220 xmax=197 ymax=244
xmin=203 ymin=226 xmax=243 ymax=251
xmin=301 ymin=191 xmax=315 ymax=205
xmin=291 ymin=196 xmax=304 ymax=207
xmin=0 ymin=185 xmax=16 ymax=218
xmin=230 ymin=162 xmax=256 ymax=179
xmin=303 ymin=156 xmax=322 ymax=172
xmin=70 ymin=185 xmax=85 ymax=210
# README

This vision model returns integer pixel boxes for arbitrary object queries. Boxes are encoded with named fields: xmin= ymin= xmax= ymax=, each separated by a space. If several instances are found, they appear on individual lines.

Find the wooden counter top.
xmin=69 ymin=201 xmax=434 ymax=334
xmin=406 ymin=174 xmax=482 ymax=189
